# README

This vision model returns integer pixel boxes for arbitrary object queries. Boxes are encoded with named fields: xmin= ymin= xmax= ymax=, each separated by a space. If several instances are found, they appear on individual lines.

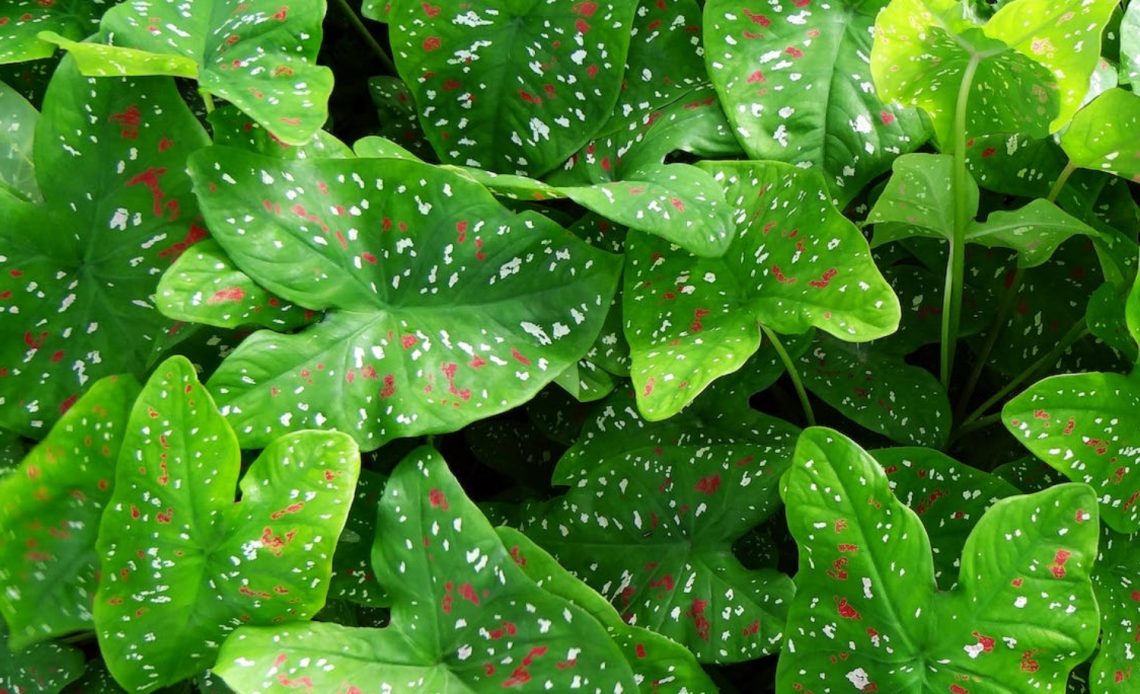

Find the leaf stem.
xmin=332 ymin=0 xmax=398 ymax=75
xmin=1046 ymin=160 xmax=1077 ymax=204
xmin=761 ymin=325 xmax=815 ymax=427
xmin=200 ymin=90 xmax=215 ymax=114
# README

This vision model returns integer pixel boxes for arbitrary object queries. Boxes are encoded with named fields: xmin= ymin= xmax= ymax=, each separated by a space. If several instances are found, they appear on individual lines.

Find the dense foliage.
xmin=0 ymin=0 xmax=1137 ymax=691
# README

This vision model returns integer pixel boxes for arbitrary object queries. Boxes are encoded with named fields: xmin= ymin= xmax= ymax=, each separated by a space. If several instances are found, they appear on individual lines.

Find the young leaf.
xmin=704 ymin=0 xmax=930 ymax=203
xmin=522 ymin=389 xmax=799 ymax=662
xmin=1004 ymin=370 xmax=1140 ymax=533
xmin=0 ymin=1 xmax=109 ymax=65
xmin=1090 ymin=527 xmax=1140 ymax=692
xmin=868 ymin=153 xmax=978 ymax=244
xmin=0 ymin=375 xmax=140 ymax=650
xmin=388 ymin=0 xmax=639 ymax=175
xmin=213 ymin=446 xmax=638 ymax=692
xmin=0 ymin=627 xmax=85 ymax=694
xmin=0 ymin=58 xmax=209 ymax=437
xmin=1060 ymin=88 xmax=1140 ymax=183
xmin=42 ymin=0 xmax=334 ymax=145
xmin=188 ymin=147 xmax=621 ymax=450
xmin=94 ymin=356 xmax=360 ymax=692
xmin=624 ymin=160 xmax=900 ymax=419
xmin=966 ymin=199 xmax=1103 ymax=268
xmin=0 ymin=80 xmax=39 ymax=202
xmin=779 ymin=427 xmax=1100 ymax=692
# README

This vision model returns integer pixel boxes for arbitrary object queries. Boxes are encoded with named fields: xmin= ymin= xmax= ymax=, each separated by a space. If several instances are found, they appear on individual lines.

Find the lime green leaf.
xmin=704 ymin=0 xmax=930 ymax=203
xmin=868 ymin=153 xmax=978 ymax=244
xmin=36 ymin=32 xmax=199 ymax=78
xmin=188 ymin=147 xmax=621 ymax=450
xmin=624 ymin=160 xmax=899 ymax=419
xmin=779 ymin=427 xmax=1100 ymax=692
xmin=0 ymin=627 xmax=84 ymax=694
xmin=0 ymin=80 xmax=39 ymax=202
xmin=1090 ymin=527 xmax=1140 ymax=692
xmin=966 ymin=199 xmax=1103 ymax=268
xmin=94 ymin=357 xmax=360 ymax=691
xmin=0 ymin=1 xmax=110 ymax=65
xmin=0 ymin=58 xmax=209 ymax=437
xmin=1123 ymin=2 xmax=1140 ymax=84
xmin=0 ymin=375 xmax=140 ymax=649
xmin=1004 ymin=370 xmax=1140 ymax=533
xmin=214 ymin=447 xmax=637 ymax=692
xmin=1060 ymin=88 xmax=1140 ymax=183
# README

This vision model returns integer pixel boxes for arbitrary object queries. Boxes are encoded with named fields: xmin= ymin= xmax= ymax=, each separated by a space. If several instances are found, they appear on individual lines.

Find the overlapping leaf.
xmin=94 ymin=357 xmax=360 ymax=691
xmin=779 ymin=428 xmax=1100 ymax=692
xmin=43 ymin=0 xmax=333 ymax=145
xmin=0 ymin=1 xmax=109 ymax=64
xmin=1060 ymin=88 xmax=1140 ymax=183
xmin=704 ymin=0 xmax=930 ymax=203
xmin=624 ymin=160 xmax=899 ymax=419
xmin=0 ymin=58 xmax=208 ymax=437
xmin=0 ymin=627 xmax=84 ymax=694
xmin=0 ymin=375 xmax=140 ymax=649
xmin=214 ymin=446 xmax=638 ymax=692
xmin=0 ymin=80 xmax=38 ymax=202
xmin=188 ymin=147 xmax=621 ymax=450
xmin=1090 ymin=527 xmax=1140 ymax=692
xmin=328 ymin=468 xmax=390 ymax=607
xmin=388 ymin=0 xmax=638 ymax=175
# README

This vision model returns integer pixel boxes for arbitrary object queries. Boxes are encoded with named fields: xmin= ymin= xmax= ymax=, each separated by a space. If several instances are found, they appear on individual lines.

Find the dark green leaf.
xmin=0 ymin=627 xmax=84 ymax=694
xmin=1090 ymin=527 xmax=1140 ymax=692
xmin=0 ymin=1 xmax=109 ymax=65
xmin=329 ymin=469 xmax=390 ymax=607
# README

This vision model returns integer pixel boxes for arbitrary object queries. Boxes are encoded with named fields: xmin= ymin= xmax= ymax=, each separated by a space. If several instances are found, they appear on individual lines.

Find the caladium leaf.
xmin=799 ymin=333 xmax=951 ymax=448
xmin=993 ymin=456 xmax=1072 ymax=494
xmin=867 ymin=152 xmax=978 ymax=245
xmin=157 ymin=239 xmax=316 ymax=331
xmin=554 ymin=359 xmax=615 ymax=402
xmin=0 ymin=58 xmax=209 ymax=437
xmin=1004 ymin=370 xmax=1140 ymax=533
xmin=522 ymin=387 xmax=798 ymax=662
xmin=967 ymin=199 xmax=1103 ymax=269
xmin=189 ymin=147 xmax=621 ymax=450
xmin=0 ymin=374 xmax=140 ymax=650
xmin=624 ymin=160 xmax=900 ymax=420
xmin=876 ymin=262 xmax=990 ymax=356
xmin=208 ymin=106 xmax=353 ymax=162
xmin=388 ymin=0 xmax=638 ymax=176
xmin=1123 ymin=2 xmax=1140 ymax=84
xmin=367 ymin=76 xmax=436 ymax=163
xmin=0 ymin=80 xmax=38 ymax=202
xmin=0 ymin=1 xmax=109 ymax=65
xmin=93 ymin=356 xmax=360 ymax=692
xmin=43 ymin=0 xmax=334 ymax=145
xmin=778 ymin=427 xmax=1100 ymax=693
xmin=1090 ymin=527 xmax=1140 ymax=692
xmin=0 ymin=628 xmax=84 ymax=694
xmin=704 ymin=0 xmax=930 ymax=204
xmin=874 ymin=447 xmax=1020 ymax=589
xmin=966 ymin=132 xmax=1070 ymax=198
xmin=214 ymin=446 xmax=638 ymax=692
xmin=496 ymin=526 xmax=718 ymax=692
xmin=329 ymin=469 xmax=390 ymax=607
xmin=1060 ymin=88 xmax=1140 ymax=183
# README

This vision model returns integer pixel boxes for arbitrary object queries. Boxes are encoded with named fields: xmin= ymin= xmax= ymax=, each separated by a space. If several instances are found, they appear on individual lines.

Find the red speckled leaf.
xmin=0 ymin=58 xmax=209 ymax=437
xmin=0 ymin=627 xmax=85 ymax=694
xmin=213 ymin=446 xmax=637 ymax=692
xmin=779 ymin=427 xmax=1100 ymax=692
xmin=1090 ymin=526 xmax=1140 ymax=692
xmin=388 ymin=0 xmax=638 ymax=175
xmin=93 ymin=356 xmax=360 ymax=692
xmin=208 ymin=105 xmax=354 ymax=162
xmin=187 ymin=147 xmax=621 ymax=451
xmin=0 ymin=1 xmax=110 ymax=65
xmin=0 ymin=375 xmax=141 ymax=650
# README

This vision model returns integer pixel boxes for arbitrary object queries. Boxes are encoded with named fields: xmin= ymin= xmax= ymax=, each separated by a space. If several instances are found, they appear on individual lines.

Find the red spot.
xmin=743 ymin=9 xmax=771 ymax=26
xmin=586 ymin=64 xmax=599 ymax=78
xmin=950 ymin=686 xmax=969 ymax=694
xmin=158 ymin=223 xmax=208 ymax=261
xmin=687 ymin=599 xmax=710 ymax=640
xmin=423 ymin=36 xmax=441 ymax=51
xmin=971 ymin=630 xmax=995 ymax=653
xmin=771 ymin=264 xmax=797 ymax=284
xmin=809 ymin=268 xmax=838 ymax=289
xmin=208 ymin=287 xmax=246 ymax=304
xmin=109 ymin=105 xmax=142 ymax=139
xmin=634 ymin=643 xmax=647 ymax=658
xmin=158 ymin=137 xmax=174 ymax=152
xmin=429 ymin=488 xmax=449 ymax=510
xmin=1020 ymin=650 xmax=1039 ymax=672
xmin=126 ymin=167 xmax=173 ymax=218
xmin=156 ymin=508 xmax=173 ymax=524
xmin=642 ymin=377 xmax=655 ymax=397
xmin=458 ymin=582 xmax=479 ymax=605
xmin=421 ymin=2 xmax=440 ymax=16
xmin=827 ymin=556 xmax=849 ymax=580
xmin=575 ymin=18 xmax=589 ymax=33
xmin=360 ymin=251 xmax=378 ymax=265
xmin=742 ymin=620 xmax=760 ymax=637
xmin=747 ymin=70 xmax=766 ymax=83
xmin=401 ymin=334 xmax=418 ymax=349
xmin=380 ymin=374 xmax=396 ymax=398
xmin=441 ymin=362 xmax=471 ymax=401
xmin=518 ymin=90 xmax=542 ymax=105
xmin=1032 ymin=409 xmax=1050 ymax=420
xmin=694 ymin=474 xmax=721 ymax=495
xmin=1050 ymin=549 xmax=1072 ymax=578
xmin=272 ymin=6 xmax=288 ymax=20
xmin=510 ymin=348 xmax=531 ymax=366
xmin=835 ymin=596 xmax=861 ymax=620
xmin=130 ymin=505 xmax=141 ymax=520
xmin=879 ymin=111 xmax=895 ymax=125
xmin=573 ymin=1 xmax=598 ymax=16
xmin=442 ymin=79 xmax=462 ymax=91
xmin=785 ymin=46 xmax=804 ymax=58
xmin=980 ymin=147 xmax=996 ymax=158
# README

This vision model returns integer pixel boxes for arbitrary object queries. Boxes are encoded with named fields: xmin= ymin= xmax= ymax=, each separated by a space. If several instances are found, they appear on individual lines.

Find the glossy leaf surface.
xmin=966 ymin=199 xmax=1102 ymax=268
xmin=868 ymin=153 xmax=977 ymax=244
xmin=0 ymin=1 xmax=108 ymax=64
xmin=1060 ymin=88 xmax=1140 ymax=182
xmin=1090 ymin=527 xmax=1140 ymax=692
xmin=0 ymin=80 xmax=38 ymax=202
xmin=0 ymin=628 xmax=84 ymax=694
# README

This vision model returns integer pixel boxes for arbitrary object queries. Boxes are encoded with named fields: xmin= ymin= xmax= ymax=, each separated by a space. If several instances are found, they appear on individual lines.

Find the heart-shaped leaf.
xmin=1004 ymin=370 xmax=1140 ymax=533
xmin=868 ymin=153 xmax=978 ymax=244
xmin=388 ymin=0 xmax=638 ymax=175
xmin=1060 ymin=88 xmax=1140 ymax=183
xmin=43 ymin=0 xmax=334 ymax=145
xmin=624 ymin=160 xmax=900 ymax=419
xmin=188 ymin=147 xmax=621 ymax=450
xmin=0 ymin=1 xmax=109 ymax=65
xmin=704 ymin=0 xmax=930 ymax=204
xmin=0 ymin=80 xmax=39 ymax=202
xmin=0 ymin=627 xmax=85 ymax=694
xmin=93 ymin=356 xmax=360 ymax=692
xmin=1090 ymin=527 xmax=1140 ymax=692
xmin=966 ymin=199 xmax=1103 ymax=268
xmin=0 ymin=58 xmax=209 ymax=437
xmin=0 ymin=374 xmax=140 ymax=649
xmin=778 ymin=427 xmax=1100 ymax=692
xmin=213 ymin=446 xmax=638 ymax=692
xmin=521 ymin=387 xmax=798 ymax=662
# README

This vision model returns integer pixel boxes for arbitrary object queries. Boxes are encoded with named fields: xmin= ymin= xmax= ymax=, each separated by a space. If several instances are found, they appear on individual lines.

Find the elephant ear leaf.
xmin=778 ymin=427 xmax=1099 ymax=692
xmin=0 ymin=1 xmax=109 ymax=64
xmin=213 ymin=446 xmax=637 ymax=693
xmin=1060 ymin=88 xmax=1140 ymax=183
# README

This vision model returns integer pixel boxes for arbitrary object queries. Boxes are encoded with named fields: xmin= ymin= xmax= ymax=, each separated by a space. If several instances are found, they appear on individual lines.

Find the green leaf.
xmin=0 ymin=628 xmax=84 ymax=694
xmin=624 ymin=160 xmax=899 ymax=420
xmin=778 ymin=427 xmax=1100 ymax=692
xmin=704 ymin=0 xmax=930 ymax=204
xmin=0 ymin=375 xmax=141 ymax=649
xmin=388 ymin=0 xmax=638 ymax=175
xmin=522 ymin=387 xmax=798 ymax=662
xmin=208 ymin=106 xmax=353 ymax=161
xmin=189 ymin=147 xmax=621 ymax=450
xmin=868 ymin=153 xmax=978 ymax=244
xmin=496 ymin=526 xmax=718 ymax=692
xmin=94 ymin=356 xmax=360 ymax=692
xmin=800 ymin=333 xmax=951 ymax=447
xmin=0 ymin=80 xmax=39 ymax=202
xmin=1060 ymin=88 xmax=1140 ymax=183
xmin=1004 ymin=370 xmax=1140 ymax=533
xmin=43 ymin=0 xmax=334 ymax=145
xmin=214 ymin=446 xmax=638 ymax=692
xmin=1090 ymin=527 xmax=1140 ymax=692
xmin=329 ymin=469 xmax=390 ymax=607
xmin=965 ymin=132 xmax=1070 ymax=198
xmin=966 ymin=199 xmax=1102 ymax=269
xmin=1085 ymin=281 xmax=1137 ymax=363
xmin=1122 ymin=1 xmax=1140 ymax=84
xmin=367 ymin=76 xmax=435 ymax=163
xmin=0 ymin=1 xmax=109 ymax=65
xmin=0 ymin=58 xmax=209 ymax=437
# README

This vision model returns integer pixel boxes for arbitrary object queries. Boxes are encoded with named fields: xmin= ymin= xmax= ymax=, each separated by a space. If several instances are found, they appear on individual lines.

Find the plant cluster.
xmin=0 ymin=0 xmax=1137 ymax=692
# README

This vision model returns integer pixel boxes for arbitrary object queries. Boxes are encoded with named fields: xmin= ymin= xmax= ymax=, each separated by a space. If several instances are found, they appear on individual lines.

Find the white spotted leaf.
xmin=704 ymin=0 xmax=931 ymax=204
xmin=1060 ymin=88 xmax=1140 ymax=183
xmin=0 ymin=375 xmax=141 ymax=650
xmin=0 ymin=627 xmax=85 ymax=694
xmin=778 ymin=427 xmax=1100 ymax=692
xmin=93 ymin=356 xmax=360 ymax=692
xmin=1090 ymin=527 xmax=1140 ymax=692
xmin=387 ymin=0 xmax=639 ymax=176
xmin=188 ymin=147 xmax=621 ymax=451
xmin=213 ymin=446 xmax=638 ymax=693
xmin=868 ymin=153 xmax=978 ymax=245
xmin=0 ymin=58 xmax=209 ymax=438
xmin=965 ymin=199 xmax=1103 ymax=269
xmin=623 ymin=160 xmax=899 ymax=420
xmin=0 ymin=80 xmax=39 ymax=202
xmin=0 ymin=1 xmax=110 ymax=65
xmin=41 ymin=0 xmax=334 ymax=145
xmin=329 ymin=468 xmax=390 ymax=607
